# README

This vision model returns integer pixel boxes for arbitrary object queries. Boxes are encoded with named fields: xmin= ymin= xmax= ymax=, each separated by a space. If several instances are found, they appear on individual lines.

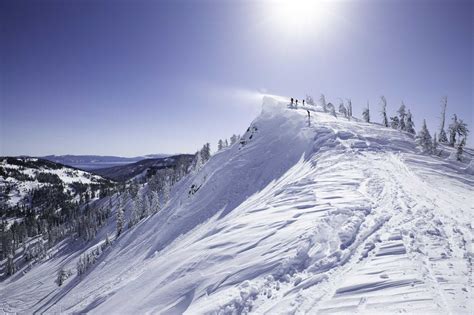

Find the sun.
xmin=266 ymin=0 xmax=335 ymax=38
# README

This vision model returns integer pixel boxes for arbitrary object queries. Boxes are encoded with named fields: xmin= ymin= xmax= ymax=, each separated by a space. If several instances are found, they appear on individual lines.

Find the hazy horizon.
xmin=1 ymin=0 xmax=472 ymax=156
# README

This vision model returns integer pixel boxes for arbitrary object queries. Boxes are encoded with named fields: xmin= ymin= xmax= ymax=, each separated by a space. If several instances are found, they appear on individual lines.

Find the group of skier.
xmin=290 ymin=97 xmax=311 ymax=119
xmin=290 ymin=97 xmax=305 ymax=108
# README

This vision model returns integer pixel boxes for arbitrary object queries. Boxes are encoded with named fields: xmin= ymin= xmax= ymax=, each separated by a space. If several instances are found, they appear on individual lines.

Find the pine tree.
xmin=162 ymin=177 xmax=171 ymax=205
xmin=320 ymin=94 xmax=327 ymax=112
xmin=116 ymin=206 xmax=124 ymax=238
xmin=6 ymin=254 xmax=16 ymax=276
xmin=230 ymin=134 xmax=238 ymax=145
xmin=432 ymin=133 xmax=438 ymax=153
xmin=200 ymin=143 xmax=211 ymax=162
xmin=362 ymin=102 xmax=370 ymax=123
xmin=192 ymin=151 xmax=203 ymax=172
xmin=306 ymin=95 xmax=315 ymax=105
xmin=380 ymin=96 xmax=388 ymax=127
xmin=128 ymin=196 xmax=139 ymax=228
xmin=105 ymin=233 xmax=110 ymax=246
xmin=439 ymin=96 xmax=448 ymax=143
xmin=150 ymin=190 xmax=161 ymax=214
xmin=217 ymin=139 xmax=224 ymax=151
xmin=346 ymin=99 xmax=352 ymax=120
xmin=224 ymin=139 xmax=229 ymax=147
xmin=456 ymin=137 xmax=466 ymax=161
xmin=139 ymin=193 xmax=149 ymax=219
xmin=398 ymin=102 xmax=407 ymax=131
xmin=448 ymin=114 xmax=458 ymax=146
xmin=330 ymin=103 xmax=337 ymax=117
xmin=416 ymin=119 xmax=433 ymax=153
xmin=390 ymin=116 xmax=399 ymax=129
xmin=405 ymin=110 xmax=416 ymax=134
xmin=76 ymin=255 xmax=85 ymax=275
xmin=338 ymin=102 xmax=347 ymax=117
xmin=448 ymin=114 xmax=469 ymax=147
xmin=56 ymin=267 xmax=71 ymax=286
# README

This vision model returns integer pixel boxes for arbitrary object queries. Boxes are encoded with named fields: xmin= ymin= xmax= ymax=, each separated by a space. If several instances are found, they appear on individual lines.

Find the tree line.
xmin=306 ymin=94 xmax=469 ymax=161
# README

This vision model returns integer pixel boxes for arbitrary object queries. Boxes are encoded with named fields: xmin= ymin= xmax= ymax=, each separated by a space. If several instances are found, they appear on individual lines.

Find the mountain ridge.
xmin=1 ymin=97 xmax=472 ymax=314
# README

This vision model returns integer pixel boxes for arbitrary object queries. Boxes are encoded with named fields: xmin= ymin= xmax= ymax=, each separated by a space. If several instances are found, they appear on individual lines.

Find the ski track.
xmin=1 ymin=98 xmax=472 ymax=314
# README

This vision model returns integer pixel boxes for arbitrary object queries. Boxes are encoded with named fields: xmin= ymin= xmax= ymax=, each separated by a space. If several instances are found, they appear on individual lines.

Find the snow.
xmin=1 ymin=97 xmax=472 ymax=314
xmin=0 ymin=158 xmax=107 ymax=207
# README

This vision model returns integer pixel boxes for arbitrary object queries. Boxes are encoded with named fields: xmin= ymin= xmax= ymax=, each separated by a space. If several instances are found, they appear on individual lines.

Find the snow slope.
xmin=2 ymin=97 xmax=472 ymax=314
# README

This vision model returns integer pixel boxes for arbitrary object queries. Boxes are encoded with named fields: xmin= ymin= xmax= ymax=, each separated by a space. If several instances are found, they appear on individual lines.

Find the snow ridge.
xmin=2 ymin=97 xmax=472 ymax=314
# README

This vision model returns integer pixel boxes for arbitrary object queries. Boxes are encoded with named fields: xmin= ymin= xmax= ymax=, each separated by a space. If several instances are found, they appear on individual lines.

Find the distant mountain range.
xmin=91 ymin=154 xmax=195 ymax=182
xmin=41 ymin=154 xmax=170 ymax=170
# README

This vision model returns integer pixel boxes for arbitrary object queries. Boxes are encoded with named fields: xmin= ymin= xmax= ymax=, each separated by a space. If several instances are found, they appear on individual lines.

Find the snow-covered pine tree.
xmin=116 ymin=206 xmax=124 ymax=238
xmin=330 ymin=103 xmax=337 ymax=117
xmin=162 ymin=177 xmax=171 ymax=205
xmin=448 ymin=114 xmax=458 ymax=146
xmin=105 ymin=233 xmax=110 ymax=246
xmin=390 ymin=116 xmax=399 ymax=129
xmin=56 ymin=267 xmax=71 ymax=286
xmin=224 ymin=139 xmax=229 ymax=147
xmin=380 ymin=96 xmax=388 ymax=127
xmin=230 ymin=134 xmax=238 ymax=145
xmin=306 ymin=95 xmax=315 ymax=105
xmin=150 ymin=190 xmax=161 ymax=214
xmin=139 ymin=193 xmax=149 ymax=219
xmin=398 ymin=102 xmax=407 ymax=131
xmin=439 ymin=96 xmax=448 ymax=143
xmin=346 ymin=99 xmax=352 ymax=120
xmin=338 ymin=102 xmax=347 ymax=117
xmin=416 ymin=119 xmax=433 ymax=153
xmin=192 ymin=151 xmax=203 ymax=173
xmin=6 ymin=254 xmax=16 ymax=276
xmin=129 ymin=181 xmax=139 ymax=198
xmin=448 ymin=114 xmax=469 ymax=147
xmin=217 ymin=139 xmax=224 ymax=151
xmin=456 ymin=137 xmax=466 ymax=161
xmin=200 ymin=143 xmax=211 ymax=162
xmin=432 ymin=133 xmax=438 ymax=153
xmin=128 ymin=196 xmax=139 ymax=228
xmin=76 ymin=254 xmax=85 ymax=275
xmin=362 ymin=102 xmax=370 ymax=123
xmin=405 ymin=110 xmax=416 ymax=134
xmin=320 ymin=94 xmax=327 ymax=112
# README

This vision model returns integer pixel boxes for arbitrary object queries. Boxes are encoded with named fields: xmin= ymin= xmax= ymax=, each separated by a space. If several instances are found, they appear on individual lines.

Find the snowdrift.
xmin=2 ymin=97 xmax=473 ymax=314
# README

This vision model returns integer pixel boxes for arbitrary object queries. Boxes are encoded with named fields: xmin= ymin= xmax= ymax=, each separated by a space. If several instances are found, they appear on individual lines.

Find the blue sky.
xmin=1 ymin=0 xmax=472 ymax=156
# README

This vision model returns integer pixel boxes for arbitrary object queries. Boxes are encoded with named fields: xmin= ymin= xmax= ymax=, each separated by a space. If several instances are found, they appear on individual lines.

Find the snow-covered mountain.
xmin=0 ymin=157 xmax=113 ymax=209
xmin=2 ymin=97 xmax=472 ymax=314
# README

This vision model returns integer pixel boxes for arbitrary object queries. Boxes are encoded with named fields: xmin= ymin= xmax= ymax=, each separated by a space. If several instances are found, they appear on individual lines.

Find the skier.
xmin=290 ymin=97 xmax=294 ymax=107
xmin=303 ymin=99 xmax=305 ymax=106
xmin=295 ymin=99 xmax=298 ymax=109
xmin=307 ymin=110 xmax=310 ymax=119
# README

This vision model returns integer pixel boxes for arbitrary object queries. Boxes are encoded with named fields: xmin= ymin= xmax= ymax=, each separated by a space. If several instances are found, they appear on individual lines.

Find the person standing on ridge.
xmin=303 ymin=99 xmax=305 ymax=106
xmin=291 ymin=97 xmax=294 ymax=107
xmin=307 ymin=109 xmax=310 ymax=118
xmin=295 ymin=99 xmax=298 ymax=109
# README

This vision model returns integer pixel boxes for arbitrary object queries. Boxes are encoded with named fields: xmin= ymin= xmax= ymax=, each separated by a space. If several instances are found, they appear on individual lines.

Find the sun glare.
xmin=266 ymin=0 xmax=335 ymax=38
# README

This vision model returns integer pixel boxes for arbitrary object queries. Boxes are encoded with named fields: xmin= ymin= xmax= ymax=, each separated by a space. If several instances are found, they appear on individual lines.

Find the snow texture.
xmin=1 ymin=97 xmax=473 ymax=314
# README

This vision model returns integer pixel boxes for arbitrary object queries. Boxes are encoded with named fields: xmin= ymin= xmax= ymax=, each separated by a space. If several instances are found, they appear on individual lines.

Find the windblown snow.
xmin=2 ymin=97 xmax=473 ymax=314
